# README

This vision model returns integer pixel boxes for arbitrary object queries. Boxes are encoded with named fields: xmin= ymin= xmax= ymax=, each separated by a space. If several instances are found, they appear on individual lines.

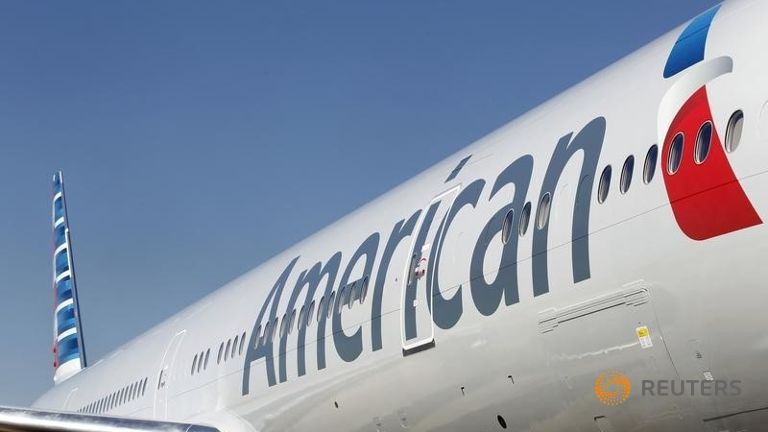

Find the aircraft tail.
xmin=51 ymin=171 xmax=87 ymax=384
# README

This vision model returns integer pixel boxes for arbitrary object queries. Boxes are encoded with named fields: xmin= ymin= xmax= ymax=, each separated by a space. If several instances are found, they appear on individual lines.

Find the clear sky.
xmin=0 ymin=0 xmax=719 ymax=405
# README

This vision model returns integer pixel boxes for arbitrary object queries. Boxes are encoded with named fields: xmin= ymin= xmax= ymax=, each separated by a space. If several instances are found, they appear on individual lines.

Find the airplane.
xmin=2 ymin=1 xmax=767 ymax=431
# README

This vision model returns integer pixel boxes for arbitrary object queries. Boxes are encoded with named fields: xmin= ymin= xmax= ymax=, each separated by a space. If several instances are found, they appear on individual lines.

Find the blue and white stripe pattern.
xmin=52 ymin=171 xmax=86 ymax=383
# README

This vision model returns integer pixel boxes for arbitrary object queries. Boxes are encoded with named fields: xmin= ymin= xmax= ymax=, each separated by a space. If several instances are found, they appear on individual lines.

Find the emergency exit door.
xmin=153 ymin=330 xmax=186 ymax=419
xmin=401 ymin=186 xmax=460 ymax=354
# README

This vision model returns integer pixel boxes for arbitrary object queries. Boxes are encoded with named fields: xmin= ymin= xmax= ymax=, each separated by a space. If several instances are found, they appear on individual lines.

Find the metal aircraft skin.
xmin=9 ymin=1 xmax=768 ymax=431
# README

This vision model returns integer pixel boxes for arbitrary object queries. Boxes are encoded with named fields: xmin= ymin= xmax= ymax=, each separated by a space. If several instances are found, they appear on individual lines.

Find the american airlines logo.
xmin=242 ymin=117 xmax=607 ymax=393
xmin=659 ymin=4 xmax=761 ymax=240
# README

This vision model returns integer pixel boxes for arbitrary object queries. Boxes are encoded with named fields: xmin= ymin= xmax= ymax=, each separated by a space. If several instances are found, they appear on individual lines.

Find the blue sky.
xmin=0 ymin=1 xmax=719 ymax=405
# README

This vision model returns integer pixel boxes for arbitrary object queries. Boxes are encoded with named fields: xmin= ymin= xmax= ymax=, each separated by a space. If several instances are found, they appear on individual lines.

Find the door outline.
xmin=400 ymin=186 xmax=461 ymax=354
xmin=153 ymin=329 xmax=186 ymax=419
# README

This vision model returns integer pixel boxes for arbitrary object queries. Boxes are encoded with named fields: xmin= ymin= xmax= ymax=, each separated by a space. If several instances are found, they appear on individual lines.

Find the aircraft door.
xmin=401 ymin=186 xmax=460 ymax=354
xmin=153 ymin=330 xmax=186 ymax=420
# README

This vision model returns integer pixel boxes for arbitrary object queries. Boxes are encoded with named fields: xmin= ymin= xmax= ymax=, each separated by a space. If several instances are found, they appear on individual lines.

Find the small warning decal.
xmin=636 ymin=326 xmax=653 ymax=349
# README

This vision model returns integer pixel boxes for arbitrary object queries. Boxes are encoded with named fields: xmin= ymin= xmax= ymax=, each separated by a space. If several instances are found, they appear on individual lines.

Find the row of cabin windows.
xmin=254 ymin=276 xmax=370 ymax=346
xmin=598 ymin=110 xmax=745 ymax=203
xmin=190 ymin=331 xmax=247 ymax=376
xmin=667 ymin=111 xmax=744 ymax=175
xmin=77 ymin=377 xmax=148 ymax=415
xmin=500 ymin=110 xmax=745 ymax=241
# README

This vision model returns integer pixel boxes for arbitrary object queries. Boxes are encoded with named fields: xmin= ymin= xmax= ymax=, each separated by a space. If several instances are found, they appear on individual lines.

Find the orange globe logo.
xmin=594 ymin=371 xmax=631 ymax=405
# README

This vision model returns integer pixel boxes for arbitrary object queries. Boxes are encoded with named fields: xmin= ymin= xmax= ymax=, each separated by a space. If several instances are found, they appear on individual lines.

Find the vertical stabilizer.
xmin=52 ymin=171 xmax=87 ymax=384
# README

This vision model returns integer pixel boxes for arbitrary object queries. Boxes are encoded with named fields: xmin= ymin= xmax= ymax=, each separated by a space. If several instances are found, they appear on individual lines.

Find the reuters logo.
xmin=594 ymin=371 xmax=631 ymax=405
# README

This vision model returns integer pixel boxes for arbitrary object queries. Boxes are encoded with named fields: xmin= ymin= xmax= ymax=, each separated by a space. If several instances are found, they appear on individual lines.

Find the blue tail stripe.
xmin=55 ymin=250 xmax=70 ymax=275
xmin=54 ymin=225 xmax=66 ymax=248
xmin=57 ymin=334 xmax=81 ymax=364
xmin=53 ymin=197 xmax=64 ymax=221
xmin=56 ymin=277 xmax=73 ymax=303
xmin=56 ymin=305 xmax=77 ymax=334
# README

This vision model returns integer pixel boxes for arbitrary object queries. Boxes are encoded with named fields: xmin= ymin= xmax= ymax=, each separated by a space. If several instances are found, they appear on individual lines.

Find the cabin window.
xmin=260 ymin=322 xmax=270 ymax=345
xmin=298 ymin=306 xmax=306 ymax=328
xmin=307 ymin=300 xmax=316 ymax=325
xmin=280 ymin=314 xmax=288 ymax=339
xmin=217 ymin=342 xmax=224 ymax=364
xmin=348 ymin=282 xmax=358 ymax=308
xmin=725 ymin=110 xmax=744 ymax=153
xmin=598 ymin=165 xmax=612 ymax=203
xmin=271 ymin=317 xmax=279 ymax=341
xmin=288 ymin=309 xmax=296 ymax=333
xmin=317 ymin=296 xmax=326 ymax=322
xmin=501 ymin=209 xmax=514 ymax=244
xmin=191 ymin=355 xmax=198 ymax=375
xmin=668 ymin=133 xmax=684 ymax=174
xmin=360 ymin=277 xmax=369 ymax=304
xmin=338 ymin=286 xmax=348 ymax=313
xmin=643 ymin=145 xmax=658 ymax=184
xmin=536 ymin=193 xmax=551 ymax=229
xmin=620 ymin=156 xmax=634 ymax=194
xmin=327 ymin=292 xmax=336 ymax=318
xmin=695 ymin=121 xmax=713 ymax=164
xmin=239 ymin=332 xmax=246 ymax=355
xmin=232 ymin=336 xmax=239 ymax=357
xmin=142 ymin=377 xmax=148 ymax=396
xmin=518 ymin=202 xmax=531 ymax=236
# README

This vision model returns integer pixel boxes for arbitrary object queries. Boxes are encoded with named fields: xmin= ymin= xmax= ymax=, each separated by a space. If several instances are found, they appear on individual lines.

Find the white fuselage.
xmin=32 ymin=1 xmax=768 ymax=431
